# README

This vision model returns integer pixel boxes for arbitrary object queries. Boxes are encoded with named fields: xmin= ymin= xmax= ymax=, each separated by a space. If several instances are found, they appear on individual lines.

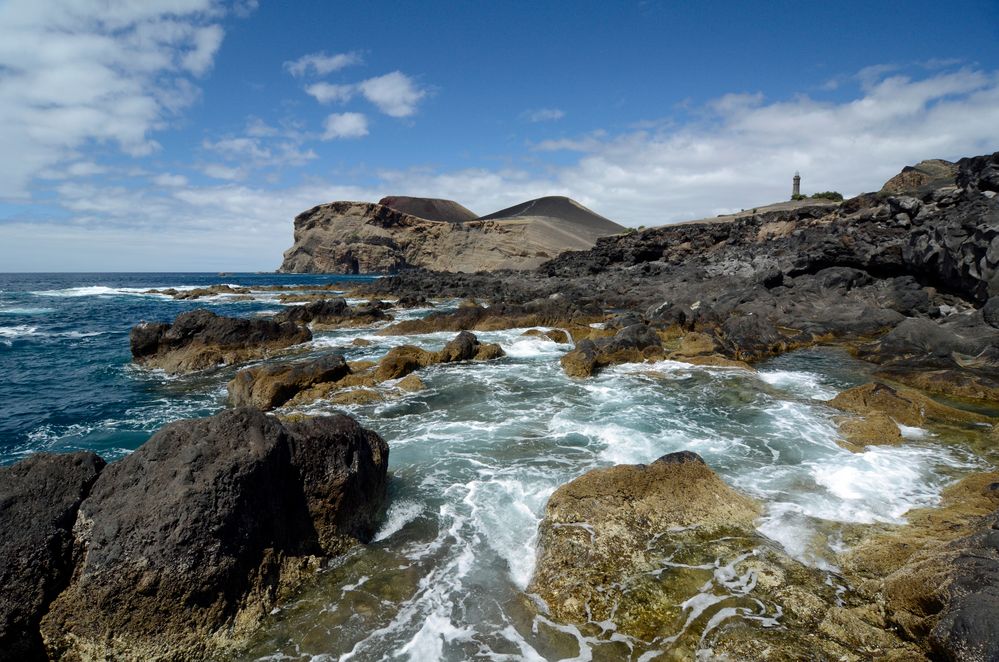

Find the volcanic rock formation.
xmin=278 ymin=195 xmax=625 ymax=273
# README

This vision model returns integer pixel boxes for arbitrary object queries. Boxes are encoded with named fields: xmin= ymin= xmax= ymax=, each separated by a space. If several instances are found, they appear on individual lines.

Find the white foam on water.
xmin=32 ymin=285 xmax=168 ymax=297
xmin=0 ymin=307 xmax=55 ymax=315
xmin=0 ymin=324 xmax=37 ymax=338
xmin=395 ymin=612 xmax=475 ymax=661
xmin=374 ymin=500 xmax=423 ymax=542
xmin=463 ymin=475 xmax=555 ymax=589
xmin=898 ymin=423 xmax=930 ymax=439
xmin=756 ymin=369 xmax=838 ymax=400
xmin=498 ymin=336 xmax=563 ymax=359
xmin=806 ymin=446 xmax=951 ymax=523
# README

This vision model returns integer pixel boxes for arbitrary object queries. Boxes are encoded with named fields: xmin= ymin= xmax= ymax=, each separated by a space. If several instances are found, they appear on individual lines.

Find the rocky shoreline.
xmin=2 ymin=152 xmax=998 ymax=660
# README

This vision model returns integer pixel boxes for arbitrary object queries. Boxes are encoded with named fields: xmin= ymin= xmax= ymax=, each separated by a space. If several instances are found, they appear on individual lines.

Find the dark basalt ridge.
xmin=0 ymin=409 xmax=387 ymax=661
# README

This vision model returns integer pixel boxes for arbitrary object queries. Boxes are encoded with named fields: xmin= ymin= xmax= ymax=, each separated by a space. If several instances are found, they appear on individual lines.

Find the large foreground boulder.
xmin=130 ymin=309 xmax=312 ymax=373
xmin=37 ymin=409 xmax=388 ymax=661
xmin=0 ymin=453 xmax=105 ymax=661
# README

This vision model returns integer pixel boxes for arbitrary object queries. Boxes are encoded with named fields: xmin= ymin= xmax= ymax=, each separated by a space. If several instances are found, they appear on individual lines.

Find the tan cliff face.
xmin=278 ymin=196 xmax=625 ymax=274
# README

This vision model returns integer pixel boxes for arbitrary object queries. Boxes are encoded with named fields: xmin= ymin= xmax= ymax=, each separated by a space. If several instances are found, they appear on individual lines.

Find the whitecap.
xmin=756 ymin=369 xmax=838 ymax=400
xmin=0 ymin=324 xmax=37 ymax=338
xmin=374 ymin=500 xmax=423 ymax=541
xmin=0 ymin=307 xmax=55 ymax=315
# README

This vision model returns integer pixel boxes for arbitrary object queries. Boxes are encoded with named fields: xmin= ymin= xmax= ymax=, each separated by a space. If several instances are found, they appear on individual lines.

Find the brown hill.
xmin=377 ymin=196 xmax=478 ymax=223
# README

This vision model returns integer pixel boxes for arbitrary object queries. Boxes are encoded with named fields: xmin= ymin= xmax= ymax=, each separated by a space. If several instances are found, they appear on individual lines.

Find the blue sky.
xmin=1 ymin=0 xmax=998 ymax=271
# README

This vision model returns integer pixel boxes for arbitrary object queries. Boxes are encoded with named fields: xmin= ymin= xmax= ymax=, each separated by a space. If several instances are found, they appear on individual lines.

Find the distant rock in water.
xmin=377 ymin=196 xmax=478 ymax=222
xmin=278 ymin=195 xmax=626 ymax=274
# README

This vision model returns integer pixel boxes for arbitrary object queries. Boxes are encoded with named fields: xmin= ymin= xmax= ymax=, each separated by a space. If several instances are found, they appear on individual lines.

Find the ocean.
xmin=0 ymin=273 xmax=987 ymax=659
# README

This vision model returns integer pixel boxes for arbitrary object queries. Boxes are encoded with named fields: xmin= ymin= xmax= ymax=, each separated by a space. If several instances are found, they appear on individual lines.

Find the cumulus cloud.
xmin=356 ymin=71 xmax=426 ymax=117
xmin=0 ymin=0 xmax=228 ymax=199
xmin=153 ymin=173 xmax=189 ymax=187
xmin=305 ymin=82 xmax=356 ymax=104
xmin=301 ymin=70 xmax=428 ymax=120
xmin=322 ymin=112 xmax=368 ymax=139
xmin=201 ymin=127 xmax=317 ymax=172
xmin=523 ymin=108 xmax=566 ymax=122
xmin=284 ymin=51 xmax=361 ymax=77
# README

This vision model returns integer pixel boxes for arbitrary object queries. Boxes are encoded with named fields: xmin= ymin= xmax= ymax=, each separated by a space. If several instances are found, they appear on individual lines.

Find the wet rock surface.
xmin=529 ymin=451 xmax=762 ymax=631
xmin=528 ymin=451 xmax=926 ymax=659
xmin=273 ymin=297 xmax=389 ymax=328
xmin=130 ymin=308 xmax=312 ymax=374
xmin=227 ymin=331 xmax=505 ymax=410
xmin=842 ymin=471 xmax=999 ymax=662
xmin=228 ymin=353 xmax=351 ymax=410
xmin=0 ymin=453 xmax=105 ymax=661
xmin=37 ymin=408 xmax=388 ymax=661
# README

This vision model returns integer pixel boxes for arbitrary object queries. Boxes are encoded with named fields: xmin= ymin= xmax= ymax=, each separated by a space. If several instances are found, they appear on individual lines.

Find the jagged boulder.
xmin=0 ymin=453 xmax=105 ymax=661
xmin=227 ymin=331 xmax=504 ymax=410
xmin=842 ymin=472 xmax=999 ymax=662
xmin=130 ymin=309 xmax=311 ymax=374
xmin=274 ymin=297 xmax=389 ymax=328
xmin=227 ymin=354 xmax=351 ymax=410
xmin=39 ymin=409 xmax=388 ymax=661
xmin=560 ymin=323 xmax=664 ymax=377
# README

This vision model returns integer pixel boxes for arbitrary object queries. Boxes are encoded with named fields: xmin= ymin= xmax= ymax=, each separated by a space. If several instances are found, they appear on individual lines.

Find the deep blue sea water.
xmin=0 ymin=273 xmax=374 ymax=464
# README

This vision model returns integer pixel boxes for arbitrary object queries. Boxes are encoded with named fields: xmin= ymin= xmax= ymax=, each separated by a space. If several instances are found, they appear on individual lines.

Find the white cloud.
xmin=182 ymin=24 xmax=224 ymax=75
xmin=0 ymin=0 xmax=227 ymax=199
xmin=200 ymin=163 xmax=244 ymax=180
xmin=245 ymin=116 xmax=279 ymax=137
xmin=284 ymin=51 xmax=361 ymax=77
xmin=301 ymin=70 xmax=428 ymax=119
xmin=357 ymin=71 xmax=426 ymax=117
xmin=305 ymin=82 xmax=356 ymax=104
xmin=322 ymin=112 xmax=368 ymax=139
xmin=153 ymin=173 xmax=188 ymax=187
xmin=523 ymin=108 xmax=565 ymax=122
xmin=533 ymin=131 xmax=607 ymax=153
xmin=202 ymin=131 xmax=317 ymax=169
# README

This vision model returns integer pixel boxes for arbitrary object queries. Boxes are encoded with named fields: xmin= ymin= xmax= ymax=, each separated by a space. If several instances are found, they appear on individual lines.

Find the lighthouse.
xmin=792 ymin=171 xmax=801 ymax=199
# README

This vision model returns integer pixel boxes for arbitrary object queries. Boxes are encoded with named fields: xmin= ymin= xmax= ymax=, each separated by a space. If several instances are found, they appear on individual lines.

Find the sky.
xmin=0 ymin=0 xmax=998 ymax=271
